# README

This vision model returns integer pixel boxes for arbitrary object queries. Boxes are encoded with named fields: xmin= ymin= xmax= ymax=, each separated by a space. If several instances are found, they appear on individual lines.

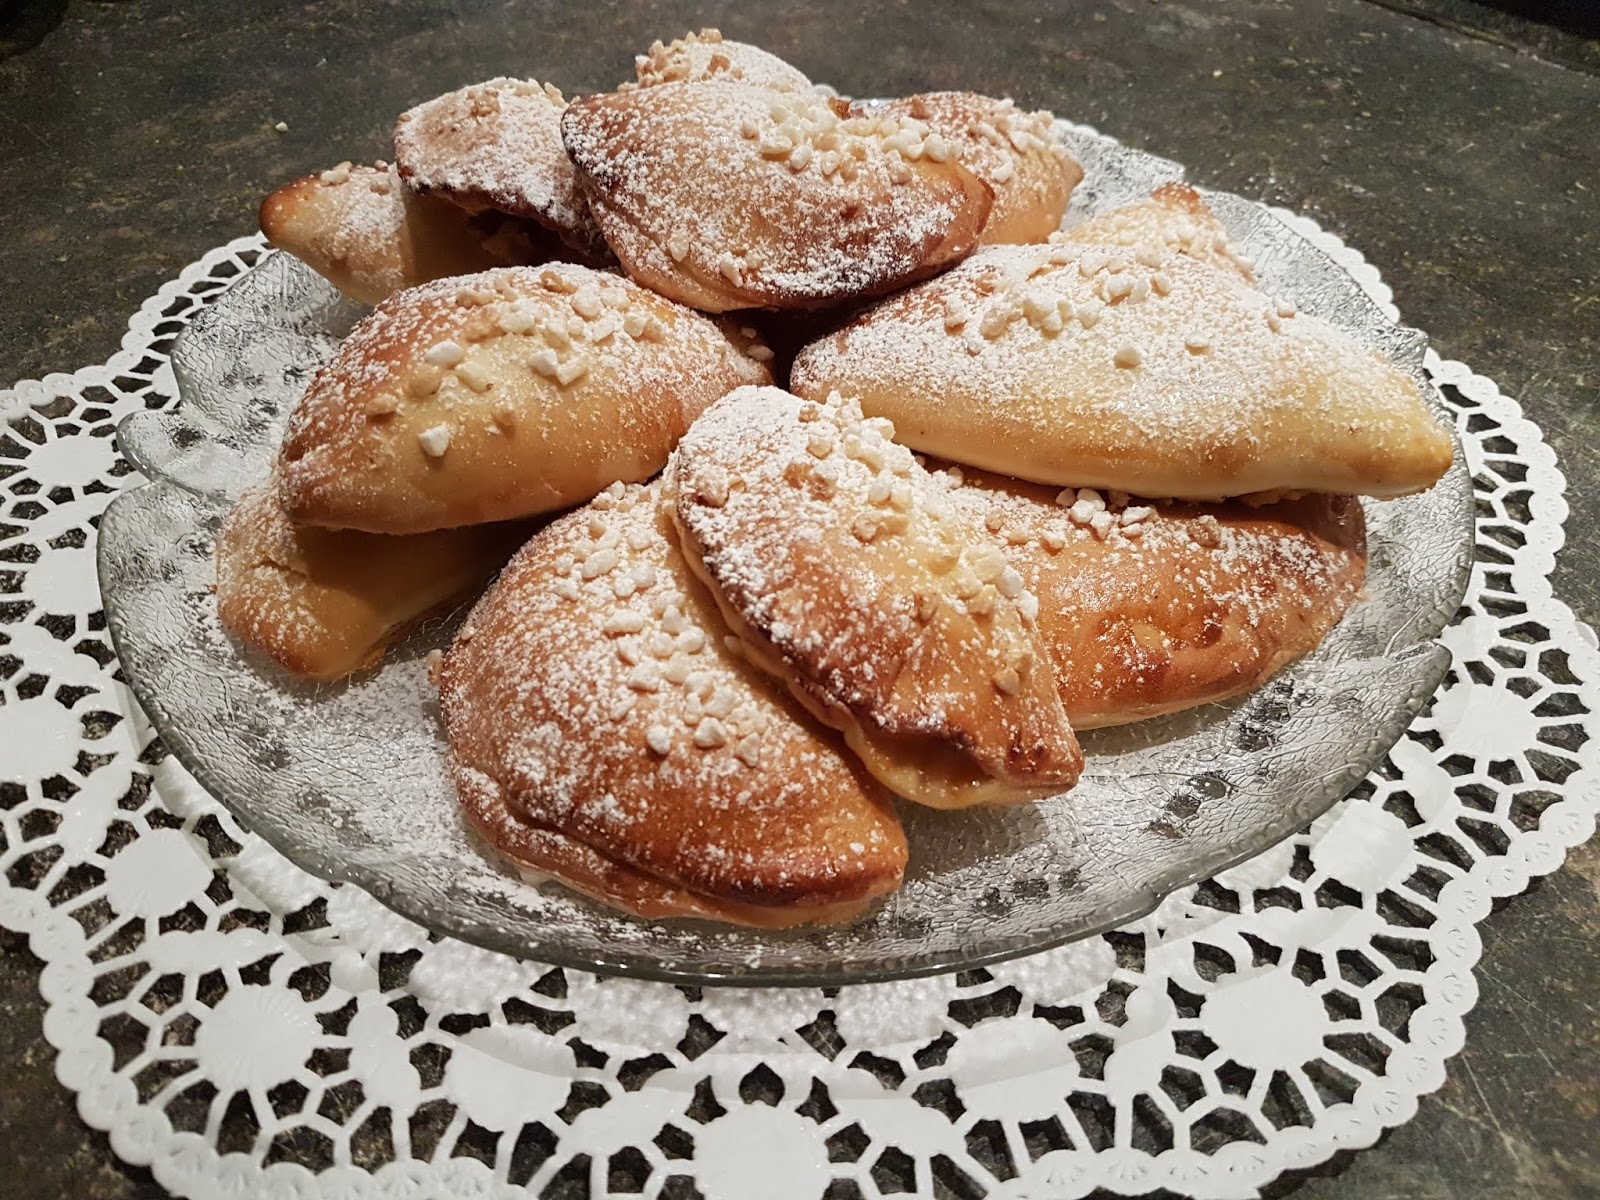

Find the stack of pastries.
xmin=221 ymin=31 xmax=1454 ymax=927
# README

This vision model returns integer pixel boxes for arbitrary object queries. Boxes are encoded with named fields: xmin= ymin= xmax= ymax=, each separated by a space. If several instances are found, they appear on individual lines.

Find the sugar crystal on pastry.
xmin=933 ymin=466 xmax=1368 ymax=728
xmin=259 ymin=162 xmax=559 ymax=305
xmin=868 ymin=92 xmax=1083 ymax=244
xmin=561 ymin=81 xmax=994 ymax=311
xmin=394 ymin=77 xmax=609 ymax=261
xmin=440 ymin=481 xmax=906 ymax=926
xmin=278 ymin=263 xmax=771 ymax=533
xmin=1051 ymin=183 xmax=1258 ymax=281
xmin=628 ymin=28 xmax=814 ymax=94
xmin=791 ymin=197 xmax=1454 ymax=500
xmin=670 ymin=386 xmax=1083 ymax=810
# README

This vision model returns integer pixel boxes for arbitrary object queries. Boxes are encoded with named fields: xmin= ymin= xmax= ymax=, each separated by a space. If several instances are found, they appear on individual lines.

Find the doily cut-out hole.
xmin=2 ymin=215 xmax=1596 ymax=1199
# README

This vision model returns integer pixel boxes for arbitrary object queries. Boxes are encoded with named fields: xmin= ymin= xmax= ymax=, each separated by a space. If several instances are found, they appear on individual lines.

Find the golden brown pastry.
xmin=393 ymin=78 xmax=609 ymax=261
xmin=871 ymin=93 xmax=1082 ymax=244
xmin=670 ymin=387 xmax=1083 ymax=809
xmin=936 ymin=467 xmax=1369 ymax=727
xmin=258 ymin=162 xmax=555 ymax=305
xmin=1055 ymin=182 xmax=1255 ymax=280
xmin=560 ymin=81 xmax=994 ymax=312
xmin=459 ymin=802 xmax=886 ymax=927
xmin=215 ymin=480 xmax=525 ymax=682
xmin=628 ymin=28 xmax=814 ymax=93
xmin=790 ymin=232 xmax=1454 ymax=500
xmin=278 ymin=264 xmax=772 ymax=534
xmin=727 ymin=305 xmax=865 ymax=391
xmin=440 ymin=480 xmax=907 ymax=927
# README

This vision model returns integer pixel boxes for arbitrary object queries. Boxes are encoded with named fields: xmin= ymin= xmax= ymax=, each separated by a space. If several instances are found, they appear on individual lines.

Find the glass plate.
xmin=98 ymin=130 xmax=1474 ymax=985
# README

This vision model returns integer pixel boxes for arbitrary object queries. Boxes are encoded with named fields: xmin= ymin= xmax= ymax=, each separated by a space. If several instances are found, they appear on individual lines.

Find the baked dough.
xmin=670 ymin=387 xmax=1083 ymax=809
xmin=278 ymin=264 xmax=772 ymax=533
xmin=440 ymin=481 xmax=907 ymax=926
xmin=1056 ymin=182 xmax=1255 ymax=280
xmin=628 ymin=28 xmax=813 ymax=93
xmin=215 ymin=480 xmax=524 ymax=681
xmin=791 ymin=235 xmax=1454 ymax=500
xmin=561 ymin=81 xmax=993 ymax=312
xmin=393 ymin=78 xmax=609 ymax=261
xmin=871 ymin=93 xmax=1082 ymax=244
xmin=937 ymin=467 xmax=1368 ymax=727
xmin=458 ymin=790 xmax=890 ymax=927
xmin=258 ymin=162 xmax=555 ymax=305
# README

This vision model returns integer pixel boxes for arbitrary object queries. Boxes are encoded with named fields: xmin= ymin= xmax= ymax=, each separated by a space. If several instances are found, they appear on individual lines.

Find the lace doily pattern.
xmin=2 ymin=232 xmax=1595 ymax=1200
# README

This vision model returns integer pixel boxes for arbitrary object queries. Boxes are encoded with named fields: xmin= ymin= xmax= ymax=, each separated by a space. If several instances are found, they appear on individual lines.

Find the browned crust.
xmin=874 ymin=93 xmax=1082 ymax=244
xmin=561 ymin=81 xmax=993 ymax=312
xmin=669 ymin=387 xmax=1083 ymax=809
xmin=1055 ymin=181 xmax=1256 ymax=281
xmin=455 ymin=761 xmax=882 ymax=929
xmin=790 ymin=228 xmax=1455 ymax=500
xmin=628 ymin=29 xmax=814 ymax=93
xmin=276 ymin=264 xmax=772 ymax=534
xmin=438 ymin=481 xmax=908 ymax=918
xmin=675 ymin=544 xmax=1069 ymax=809
xmin=214 ymin=480 xmax=526 ymax=682
xmin=938 ymin=467 xmax=1369 ymax=727
xmin=392 ymin=78 xmax=610 ymax=262
xmin=258 ymin=164 xmax=561 ymax=305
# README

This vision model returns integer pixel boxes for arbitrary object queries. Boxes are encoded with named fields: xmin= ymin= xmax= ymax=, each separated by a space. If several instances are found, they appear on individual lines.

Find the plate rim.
xmin=97 ymin=129 xmax=1476 ymax=985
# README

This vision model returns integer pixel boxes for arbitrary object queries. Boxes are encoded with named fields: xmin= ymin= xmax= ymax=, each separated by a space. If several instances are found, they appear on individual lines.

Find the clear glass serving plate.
xmin=98 ymin=130 xmax=1474 ymax=985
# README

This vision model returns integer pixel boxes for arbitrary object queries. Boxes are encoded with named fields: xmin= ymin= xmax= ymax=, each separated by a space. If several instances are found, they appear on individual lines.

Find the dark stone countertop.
xmin=0 ymin=1 xmax=1595 ymax=1197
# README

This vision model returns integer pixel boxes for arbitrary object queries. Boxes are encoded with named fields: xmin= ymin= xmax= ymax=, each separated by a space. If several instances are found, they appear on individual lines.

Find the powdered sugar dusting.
xmin=561 ymin=81 xmax=991 ymax=311
xmin=1054 ymin=182 xmax=1256 ymax=280
xmin=277 ymin=263 xmax=771 ymax=531
xmin=629 ymin=28 xmax=814 ymax=93
xmin=259 ymin=163 xmax=414 ymax=305
xmin=791 ymin=219 xmax=1453 ymax=499
xmin=935 ymin=468 xmax=1369 ymax=727
xmin=214 ymin=481 xmax=333 ymax=671
xmin=438 ymin=480 xmax=905 ymax=911
xmin=260 ymin=160 xmax=576 ymax=306
xmin=394 ymin=77 xmax=606 ymax=258
xmin=671 ymin=387 xmax=1081 ymax=801
xmin=214 ymin=480 xmax=523 ymax=681
xmin=873 ymin=92 xmax=1083 ymax=244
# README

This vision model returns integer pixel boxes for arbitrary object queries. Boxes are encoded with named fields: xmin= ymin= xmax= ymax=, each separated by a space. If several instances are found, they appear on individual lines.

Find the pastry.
xmin=258 ymin=162 xmax=555 ymax=305
xmin=790 ymin=226 xmax=1454 ymax=500
xmin=870 ymin=93 xmax=1082 ymax=244
xmin=278 ymin=264 xmax=772 ymax=534
xmin=393 ymin=78 xmax=609 ymax=261
xmin=440 ymin=481 xmax=907 ymax=926
xmin=628 ymin=28 xmax=814 ymax=93
xmin=561 ymin=81 xmax=993 ymax=312
xmin=670 ymin=387 xmax=1083 ymax=809
xmin=1056 ymin=182 xmax=1255 ymax=280
xmin=937 ymin=467 xmax=1368 ymax=727
xmin=457 ymin=802 xmax=888 ymax=927
xmin=215 ymin=480 xmax=525 ymax=681
xmin=243 ymin=44 xmax=1408 ymax=935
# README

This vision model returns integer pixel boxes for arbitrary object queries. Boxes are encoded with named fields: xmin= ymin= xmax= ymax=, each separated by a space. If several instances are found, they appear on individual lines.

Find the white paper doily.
xmin=1 ymin=222 xmax=1595 ymax=1200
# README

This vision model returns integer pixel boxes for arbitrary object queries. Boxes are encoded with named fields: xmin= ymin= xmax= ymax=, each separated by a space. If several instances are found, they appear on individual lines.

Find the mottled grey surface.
xmin=0 ymin=0 xmax=1596 ymax=1197
xmin=1372 ymin=0 xmax=1600 ymax=72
